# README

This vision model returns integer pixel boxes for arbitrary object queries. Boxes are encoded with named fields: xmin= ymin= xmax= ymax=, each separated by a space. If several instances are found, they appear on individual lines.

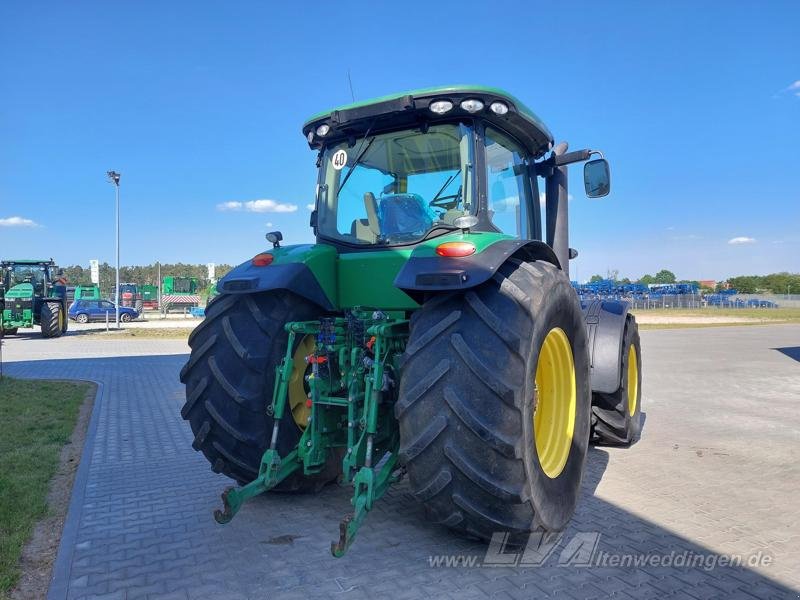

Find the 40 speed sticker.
xmin=331 ymin=149 xmax=348 ymax=170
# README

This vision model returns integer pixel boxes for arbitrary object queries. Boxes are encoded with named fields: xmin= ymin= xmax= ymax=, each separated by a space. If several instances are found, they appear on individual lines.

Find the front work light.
xmin=489 ymin=101 xmax=509 ymax=115
xmin=315 ymin=124 xmax=331 ymax=137
xmin=429 ymin=100 xmax=454 ymax=114
xmin=460 ymin=99 xmax=484 ymax=113
xmin=435 ymin=241 xmax=476 ymax=257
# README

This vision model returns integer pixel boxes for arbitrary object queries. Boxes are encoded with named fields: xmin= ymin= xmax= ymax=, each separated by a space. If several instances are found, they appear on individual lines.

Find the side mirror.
xmin=584 ymin=158 xmax=611 ymax=198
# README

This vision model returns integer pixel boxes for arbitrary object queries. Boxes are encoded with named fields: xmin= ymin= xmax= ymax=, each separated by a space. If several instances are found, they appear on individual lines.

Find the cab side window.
xmin=484 ymin=127 xmax=533 ymax=238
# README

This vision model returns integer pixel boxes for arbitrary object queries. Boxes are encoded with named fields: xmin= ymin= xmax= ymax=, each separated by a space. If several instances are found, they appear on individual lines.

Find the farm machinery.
xmin=1 ymin=259 xmax=69 ymax=337
xmin=112 ymin=282 xmax=144 ymax=313
xmin=181 ymin=86 xmax=642 ymax=556
xmin=74 ymin=284 xmax=101 ymax=301
xmin=161 ymin=276 xmax=200 ymax=312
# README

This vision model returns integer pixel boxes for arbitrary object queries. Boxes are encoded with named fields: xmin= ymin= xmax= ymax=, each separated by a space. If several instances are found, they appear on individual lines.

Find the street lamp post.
xmin=107 ymin=171 xmax=121 ymax=329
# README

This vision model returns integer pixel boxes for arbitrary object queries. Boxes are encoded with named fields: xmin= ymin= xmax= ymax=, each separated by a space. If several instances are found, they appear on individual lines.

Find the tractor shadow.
xmin=773 ymin=346 xmax=800 ymax=362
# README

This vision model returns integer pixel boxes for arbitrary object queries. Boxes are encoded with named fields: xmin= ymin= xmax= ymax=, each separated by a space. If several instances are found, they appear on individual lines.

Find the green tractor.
xmin=1 ymin=259 xmax=69 ymax=338
xmin=180 ymin=86 xmax=642 ymax=556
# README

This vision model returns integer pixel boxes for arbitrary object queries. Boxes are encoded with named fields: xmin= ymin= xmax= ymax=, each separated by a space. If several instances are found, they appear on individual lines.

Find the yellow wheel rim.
xmin=534 ymin=327 xmax=576 ymax=479
xmin=58 ymin=309 xmax=63 ymax=330
xmin=288 ymin=335 xmax=314 ymax=429
xmin=627 ymin=345 xmax=638 ymax=416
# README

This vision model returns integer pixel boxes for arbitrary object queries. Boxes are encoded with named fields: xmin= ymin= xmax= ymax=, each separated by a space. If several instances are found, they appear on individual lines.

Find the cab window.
xmin=484 ymin=127 xmax=533 ymax=238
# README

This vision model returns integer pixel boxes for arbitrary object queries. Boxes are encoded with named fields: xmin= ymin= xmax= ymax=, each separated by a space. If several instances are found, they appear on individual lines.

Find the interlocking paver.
xmin=2 ymin=325 xmax=799 ymax=599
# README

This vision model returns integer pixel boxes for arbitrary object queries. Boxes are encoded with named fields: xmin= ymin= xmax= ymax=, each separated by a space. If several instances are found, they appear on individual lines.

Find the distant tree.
xmin=619 ymin=277 xmax=631 ymax=285
xmin=639 ymin=274 xmax=655 ymax=285
xmin=589 ymin=274 xmax=604 ymax=283
xmin=654 ymin=269 xmax=677 ymax=284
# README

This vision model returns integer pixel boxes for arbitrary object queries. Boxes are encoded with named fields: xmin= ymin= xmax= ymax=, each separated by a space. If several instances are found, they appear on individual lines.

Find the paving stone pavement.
xmin=2 ymin=325 xmax=799 ymax=599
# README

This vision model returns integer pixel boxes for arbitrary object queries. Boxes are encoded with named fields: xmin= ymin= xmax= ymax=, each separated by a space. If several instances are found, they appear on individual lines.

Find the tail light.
xmin=252 ymin=253 xmax=274 ymax=267
xmin=435 ymin=242 xmax=476 ymax=257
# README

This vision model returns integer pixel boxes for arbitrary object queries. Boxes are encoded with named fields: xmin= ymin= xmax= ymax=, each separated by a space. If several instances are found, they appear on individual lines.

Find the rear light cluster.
xmin=251 ymin=253 xmax=274 ymax=267
xmin=435 ymin=242 xmax=476 ymax=257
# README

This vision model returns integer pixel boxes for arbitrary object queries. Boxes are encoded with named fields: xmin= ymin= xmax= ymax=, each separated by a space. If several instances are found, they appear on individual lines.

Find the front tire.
xmin=180 ymin=290 xmax=341 ymax=490
xmin=591 ymin=316 xmax=642 ymax=445
xmin=40 ymin=303 xmax=63 ymax=338
xmin=120 ymin=313 xmax=132 ymax=323
xmin=397 ymin=259 xmax=591 ymax=540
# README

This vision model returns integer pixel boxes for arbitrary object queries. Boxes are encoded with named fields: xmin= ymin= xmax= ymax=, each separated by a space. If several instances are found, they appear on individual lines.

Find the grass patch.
xmin=638 ymin=321 xmax=797 ymax=330
xmin=0 ymin=378 xmax=91 ymax=597
xmin=631 ymin=307 xmax=800 ymax=321
xmin=75 ymin=327 xmax=193 ymax=339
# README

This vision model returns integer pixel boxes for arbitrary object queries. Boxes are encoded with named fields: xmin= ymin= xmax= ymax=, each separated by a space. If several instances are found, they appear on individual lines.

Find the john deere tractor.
xmin=180 ymin=86 xmax=642 ymax=556
xmin=1 ymin=259 xmax=69 ymax=338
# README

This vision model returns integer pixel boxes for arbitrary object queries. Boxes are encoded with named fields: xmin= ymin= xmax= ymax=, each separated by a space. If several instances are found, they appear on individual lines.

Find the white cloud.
xmin=306 ymin=204 xmax=315 ymax=211
xmin=785 ymin=80 xmax=800 ymax=98
xmin=265 ymin=222 xmax=273 ymax=227
xmin=728 ymin=236 xmax=756 ymax=245
xmin=216 ymin=199 xmax=298 ymax=213
xmin=0 ymin=216 xmax=39 ymax=227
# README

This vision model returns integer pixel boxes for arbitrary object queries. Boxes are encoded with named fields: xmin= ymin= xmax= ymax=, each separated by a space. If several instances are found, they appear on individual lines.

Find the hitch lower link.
xmin=213 ymin=316 xmax=408 ymax=557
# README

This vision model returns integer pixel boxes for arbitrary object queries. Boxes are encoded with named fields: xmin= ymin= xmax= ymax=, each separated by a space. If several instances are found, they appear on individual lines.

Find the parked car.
xmin=68 ymin=299 xmax=139 ymax=323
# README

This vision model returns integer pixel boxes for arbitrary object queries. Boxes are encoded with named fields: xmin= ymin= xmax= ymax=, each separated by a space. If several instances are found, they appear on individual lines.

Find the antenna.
xmin=347 ymin=69 xmax=355 ymax=102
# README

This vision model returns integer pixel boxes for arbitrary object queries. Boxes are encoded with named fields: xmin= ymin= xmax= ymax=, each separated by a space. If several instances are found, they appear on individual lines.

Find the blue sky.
xmin=1 ymin=1 xmax=798 ymax=281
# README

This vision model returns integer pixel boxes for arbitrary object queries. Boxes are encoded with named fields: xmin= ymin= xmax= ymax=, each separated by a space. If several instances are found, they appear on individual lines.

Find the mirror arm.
xmin=533 ymin=148 xmax=596 ymax=177
xmin=553 ymin=149 xmax=593 ymax=166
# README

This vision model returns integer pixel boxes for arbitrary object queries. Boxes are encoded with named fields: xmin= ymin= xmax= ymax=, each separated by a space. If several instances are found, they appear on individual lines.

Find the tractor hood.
xmin=4 ymin=282 xmax=34 ymax=299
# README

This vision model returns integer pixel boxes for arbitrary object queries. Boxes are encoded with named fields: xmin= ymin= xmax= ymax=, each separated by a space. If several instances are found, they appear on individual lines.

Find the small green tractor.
xmin=181 ymin=86 xmax=642 ymax=556
xmin=1 ymin=259 xmax=69 ymax=338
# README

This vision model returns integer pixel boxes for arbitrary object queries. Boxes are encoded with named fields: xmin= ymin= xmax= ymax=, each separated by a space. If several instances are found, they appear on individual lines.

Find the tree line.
xmin=588 ymin=269 xmax=799 ymax=294
xmin=60 ymin=262 xmax=234 ymax=293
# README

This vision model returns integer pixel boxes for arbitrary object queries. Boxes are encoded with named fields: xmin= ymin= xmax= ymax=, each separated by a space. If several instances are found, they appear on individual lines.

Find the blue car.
xmin=69 ymin=299 xmax=139 ymax=323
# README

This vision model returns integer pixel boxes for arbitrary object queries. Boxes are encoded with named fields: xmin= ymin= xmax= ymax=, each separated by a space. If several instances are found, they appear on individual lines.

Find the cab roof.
xmin=1 ymin=259 xmax=54 ymax=265
xmin=302 ymin=85 xmax=554 ymax=159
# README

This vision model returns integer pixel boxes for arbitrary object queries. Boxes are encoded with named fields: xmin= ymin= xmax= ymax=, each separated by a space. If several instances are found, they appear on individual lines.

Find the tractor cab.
xmin=304 ymin=86 xmax=610 ymax=264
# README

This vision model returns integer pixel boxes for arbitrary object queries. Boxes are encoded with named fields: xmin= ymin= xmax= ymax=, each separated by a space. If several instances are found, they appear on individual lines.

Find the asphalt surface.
xmin=2 ymin=324 xmax=798 ymax=599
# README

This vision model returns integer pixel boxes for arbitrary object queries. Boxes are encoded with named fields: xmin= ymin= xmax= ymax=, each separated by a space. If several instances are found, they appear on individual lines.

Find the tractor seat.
xmin=378 ymin=193 xmax=434 ymax=237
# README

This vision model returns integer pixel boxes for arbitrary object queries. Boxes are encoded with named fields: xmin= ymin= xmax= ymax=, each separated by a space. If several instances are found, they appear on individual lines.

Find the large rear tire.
xmin=40 ymin=303 xmax=63 ymax=338
xmin=180 ymin=290 xmax=341 ymax=490
xmin=591 ymin=316 xmax=642 ymax=445
xmin=396 ymin=259 xmax=591 ymax=541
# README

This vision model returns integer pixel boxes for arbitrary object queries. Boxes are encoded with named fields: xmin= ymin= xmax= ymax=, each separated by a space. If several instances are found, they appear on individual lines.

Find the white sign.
xmin=89 ymin=259 xmax=99 ymax=284
xmin=331 ymin=149 xmax=348 ymax=170
xmin=207 ymin=263 xmax=215 ymax=280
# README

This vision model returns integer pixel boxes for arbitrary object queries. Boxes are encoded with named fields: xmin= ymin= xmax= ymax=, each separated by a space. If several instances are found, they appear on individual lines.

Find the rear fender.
xmin=217 ymin=244 xmax=337 ymax=310
xmin=582 ymin=299 xmax=631 ymax=394
xmin=394 ymin=238 xmax=560 ymax=303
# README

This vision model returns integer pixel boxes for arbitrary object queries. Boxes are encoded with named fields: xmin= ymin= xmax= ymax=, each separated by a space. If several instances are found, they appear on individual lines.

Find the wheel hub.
xmin=627 ymin=345 xmax=638 ymax=416
xmin=533 ymin=327 xmax=576 ymax=479
xmin=288 ymin=335 xmax=315 ymax=428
